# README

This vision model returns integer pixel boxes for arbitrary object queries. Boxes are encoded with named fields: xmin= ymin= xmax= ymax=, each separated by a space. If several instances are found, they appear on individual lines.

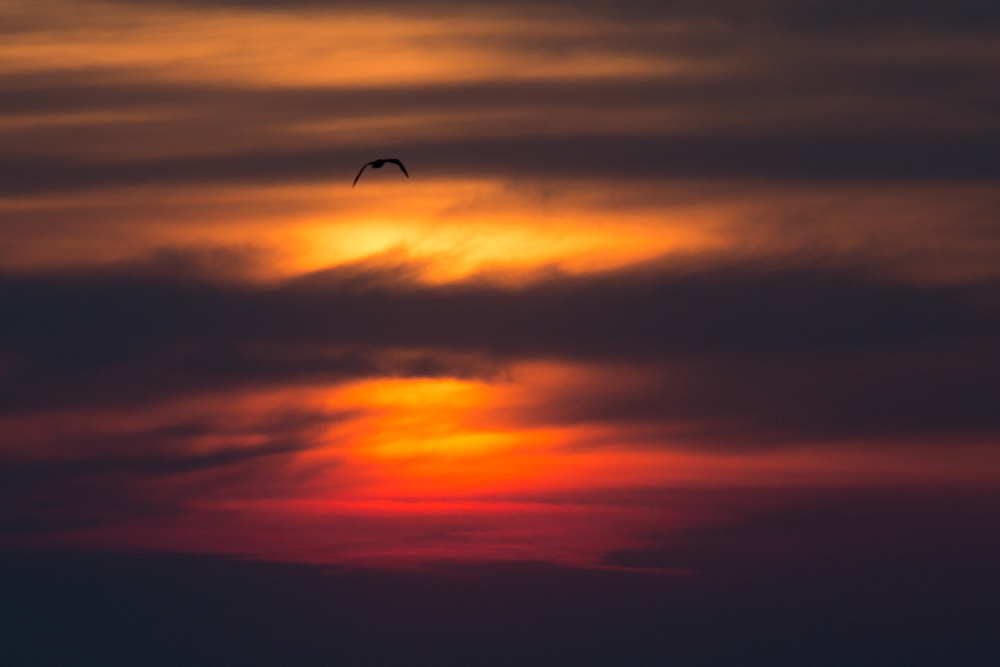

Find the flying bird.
xmin=353 ymin=158 xmax=409 ymax=187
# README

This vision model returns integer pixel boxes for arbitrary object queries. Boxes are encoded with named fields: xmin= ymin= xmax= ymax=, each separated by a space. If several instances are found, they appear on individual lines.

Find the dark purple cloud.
xmin=115 ymin=0 xmax=1000 ymax=30
xmin=3 ymin=132 xmax=1000 ymax=196
xmin=1 ymin=252 xmax=997 ymax=442
xmin=0 ymin=408 xmax=342 ymax=537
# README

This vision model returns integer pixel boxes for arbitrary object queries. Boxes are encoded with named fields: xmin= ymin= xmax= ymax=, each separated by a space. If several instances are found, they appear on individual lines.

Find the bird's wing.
xmin=386 ymin=159 xmax=409 ymax=177
xmin=352 ymin=162 xmax=372 ymax=187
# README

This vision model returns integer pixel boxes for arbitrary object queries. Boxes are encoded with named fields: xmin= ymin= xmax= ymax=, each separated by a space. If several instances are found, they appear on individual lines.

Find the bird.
xmin=352 ymin=158 xmax=409 ymax=187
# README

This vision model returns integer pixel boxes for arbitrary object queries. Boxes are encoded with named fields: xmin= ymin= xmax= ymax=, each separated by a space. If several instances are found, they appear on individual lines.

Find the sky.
xmin=2 ymin=0 xmax=1000 ymax=664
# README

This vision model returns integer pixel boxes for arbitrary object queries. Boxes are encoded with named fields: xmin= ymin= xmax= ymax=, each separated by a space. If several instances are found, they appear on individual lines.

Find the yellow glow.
xmin=284 ymin=180 xmax=729 ymax=281
xmin=303 ymin=365 xmax=1000 ymax=511
xmin=333 ymin=378 xmax=528 ymax=460
xmin=18 ymin=366 xmax=1000 ymax=566
xmin=0 ymin=179 xmax=731 ymax=279
xmin=5 ymin=179 xmax=1000 ymax=286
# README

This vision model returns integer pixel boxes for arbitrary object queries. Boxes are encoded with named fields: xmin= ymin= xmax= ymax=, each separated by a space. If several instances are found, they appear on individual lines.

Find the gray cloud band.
xmin=109 ymin=0 xmax=1000 ymax=30
xmin=3 ymin=133 xmax=1000 ymax=196
xmin=0 ymin=256 xmax=997 ymax=441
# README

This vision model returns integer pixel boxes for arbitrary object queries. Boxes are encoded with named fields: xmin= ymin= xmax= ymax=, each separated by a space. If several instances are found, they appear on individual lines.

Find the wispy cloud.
xmin=0 ymin=407 xmax=342 ymax=537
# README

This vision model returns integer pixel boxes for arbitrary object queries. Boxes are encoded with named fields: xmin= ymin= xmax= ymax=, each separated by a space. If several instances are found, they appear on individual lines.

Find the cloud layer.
xmin=1 ymin=254 xmax=997 ymax=442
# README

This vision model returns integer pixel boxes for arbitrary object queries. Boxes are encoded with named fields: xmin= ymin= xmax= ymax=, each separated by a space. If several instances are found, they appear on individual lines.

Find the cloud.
xmin=114 ymin=0 xmax=1000 ymax=31
xmin=3 ymin=0 xmax=999 ymax=196
xmin=0 ymin=408 xmax=342 ymax=537
xmin=527 ymin=348 xmax=1000 ymax=445
xmin=4 ymin=132 xmax=1000 ymax=197
xmin=600 ymin=484 xmax=1000 ymax=575
xmin=5 ymin=251 xmax=992 ymax=359
xmin=0 ymin=251 xmax=997 ymax=443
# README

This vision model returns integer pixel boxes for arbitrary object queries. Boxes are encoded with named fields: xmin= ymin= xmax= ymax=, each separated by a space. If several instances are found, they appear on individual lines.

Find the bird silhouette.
xmin=353 ymin=158 xmax=409 ymax=187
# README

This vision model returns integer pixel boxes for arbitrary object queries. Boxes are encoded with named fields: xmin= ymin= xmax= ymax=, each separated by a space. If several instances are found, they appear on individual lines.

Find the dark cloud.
xmin=530 ymin=346 xmax=1000 ymax=445
xmin=0 ymin=409 xmax=340 ymax=536
xmin=774 ymin=0 xmax=1000 ymax=30
xmin=3 ymin=131 xmax=1000 ymax=196
xmin=0 ymin=252 xmax=997 ymax=442
xmin=115 ymin=0 xmax=1000 ymax=31
xmin=3 ymin=253 xmax=994 ymax=361
xmin=600 ymin=484 xmax=1000 ymax=577
xmin=3 ymin=62 xmax=994 ymax=119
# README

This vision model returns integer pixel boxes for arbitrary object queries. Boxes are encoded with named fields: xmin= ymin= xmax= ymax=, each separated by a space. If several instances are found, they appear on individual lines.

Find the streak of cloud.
xmin=0 ymin=407 xmax=344 ymax=538
xmin=1 ymin=253 xmax=997 ymax=445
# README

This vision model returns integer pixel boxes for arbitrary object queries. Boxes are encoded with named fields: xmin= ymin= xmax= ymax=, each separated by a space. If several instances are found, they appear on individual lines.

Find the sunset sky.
xmin=2 ymin=0 xmax=1000 ymax=664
